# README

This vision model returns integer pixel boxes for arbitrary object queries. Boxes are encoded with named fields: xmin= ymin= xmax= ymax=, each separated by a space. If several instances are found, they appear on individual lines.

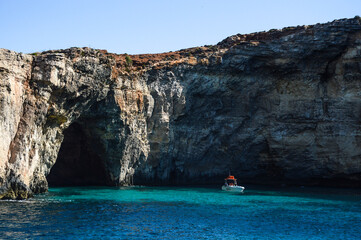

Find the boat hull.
xmin=222 ymin=185 xmax=245 ymax=193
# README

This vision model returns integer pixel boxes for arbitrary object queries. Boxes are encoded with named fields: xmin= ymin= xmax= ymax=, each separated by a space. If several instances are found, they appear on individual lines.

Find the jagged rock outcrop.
xmin=1 ymin=18 xmax=361 ymax=199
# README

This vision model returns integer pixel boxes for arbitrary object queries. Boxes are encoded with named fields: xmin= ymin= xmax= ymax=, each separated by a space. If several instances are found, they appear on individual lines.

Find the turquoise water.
xmin=0 ymin=186 xmax=360 ymax=239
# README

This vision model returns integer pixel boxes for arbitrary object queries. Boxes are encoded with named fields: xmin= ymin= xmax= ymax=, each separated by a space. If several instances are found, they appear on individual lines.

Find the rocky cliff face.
xmin=1 ymin=18 xmax=361 ymax=199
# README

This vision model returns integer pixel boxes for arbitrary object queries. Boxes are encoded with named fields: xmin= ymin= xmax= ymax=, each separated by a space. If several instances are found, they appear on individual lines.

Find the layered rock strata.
xmin=1 ymin=18 xmax=361 ymax=199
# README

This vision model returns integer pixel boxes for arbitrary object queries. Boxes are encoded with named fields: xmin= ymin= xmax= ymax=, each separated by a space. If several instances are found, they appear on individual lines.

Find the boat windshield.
xmin=226 ymin=180 xmax=236 ymax=185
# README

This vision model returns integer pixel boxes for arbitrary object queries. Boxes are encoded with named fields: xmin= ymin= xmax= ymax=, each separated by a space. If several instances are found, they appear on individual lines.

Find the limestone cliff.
xmin=1 ymin=18 xmax=361 ymax=199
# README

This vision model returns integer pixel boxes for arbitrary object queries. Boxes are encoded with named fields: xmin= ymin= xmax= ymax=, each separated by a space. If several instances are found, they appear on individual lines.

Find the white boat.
xmin=222 ymin=175 xmax=245 ymax=193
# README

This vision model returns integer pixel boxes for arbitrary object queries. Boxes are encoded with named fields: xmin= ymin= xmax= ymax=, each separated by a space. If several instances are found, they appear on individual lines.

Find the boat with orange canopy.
xmin=222 ymin=175 xmax=245 ymax=192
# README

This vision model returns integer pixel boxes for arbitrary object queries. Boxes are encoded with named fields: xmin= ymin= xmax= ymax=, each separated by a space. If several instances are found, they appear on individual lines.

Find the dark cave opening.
xmin=47 ymin=122 xmax=109 ymax=187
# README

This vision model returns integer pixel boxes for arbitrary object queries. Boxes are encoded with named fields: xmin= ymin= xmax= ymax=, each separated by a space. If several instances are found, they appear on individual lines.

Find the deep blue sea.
xmin=0 ymin=186 xmax=360 ymax=239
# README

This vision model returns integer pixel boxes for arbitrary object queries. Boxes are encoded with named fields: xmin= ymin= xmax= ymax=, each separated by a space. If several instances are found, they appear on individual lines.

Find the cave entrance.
xmin=47 ymin=122 xmax=109 ymax=187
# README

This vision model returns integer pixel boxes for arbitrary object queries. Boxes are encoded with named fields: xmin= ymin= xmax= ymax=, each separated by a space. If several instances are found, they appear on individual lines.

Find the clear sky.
xmin=0 ymin=0 xmax=360 ymax=54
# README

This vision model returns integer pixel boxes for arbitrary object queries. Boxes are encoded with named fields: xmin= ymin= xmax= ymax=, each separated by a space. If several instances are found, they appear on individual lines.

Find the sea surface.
xmin=0 ymin=186 xmax=360 ymax=239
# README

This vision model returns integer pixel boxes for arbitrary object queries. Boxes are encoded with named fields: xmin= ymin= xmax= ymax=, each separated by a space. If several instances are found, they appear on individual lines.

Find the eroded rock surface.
xmin=1 ymin=18 xmax=361 ymax=199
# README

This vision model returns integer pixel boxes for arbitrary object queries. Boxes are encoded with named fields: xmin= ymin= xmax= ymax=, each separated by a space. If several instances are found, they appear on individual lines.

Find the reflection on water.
xmin=0 ymin=186 xmax=360 ymax=239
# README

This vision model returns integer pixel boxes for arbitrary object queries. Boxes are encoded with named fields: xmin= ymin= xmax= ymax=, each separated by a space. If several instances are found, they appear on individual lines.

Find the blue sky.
xmin=0 ymin=0 xmax=360 ymax=54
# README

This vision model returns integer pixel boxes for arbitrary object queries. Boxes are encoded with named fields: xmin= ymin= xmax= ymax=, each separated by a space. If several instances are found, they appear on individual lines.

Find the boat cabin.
xmin=224 ymin=175 xmax=237 ymax=186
